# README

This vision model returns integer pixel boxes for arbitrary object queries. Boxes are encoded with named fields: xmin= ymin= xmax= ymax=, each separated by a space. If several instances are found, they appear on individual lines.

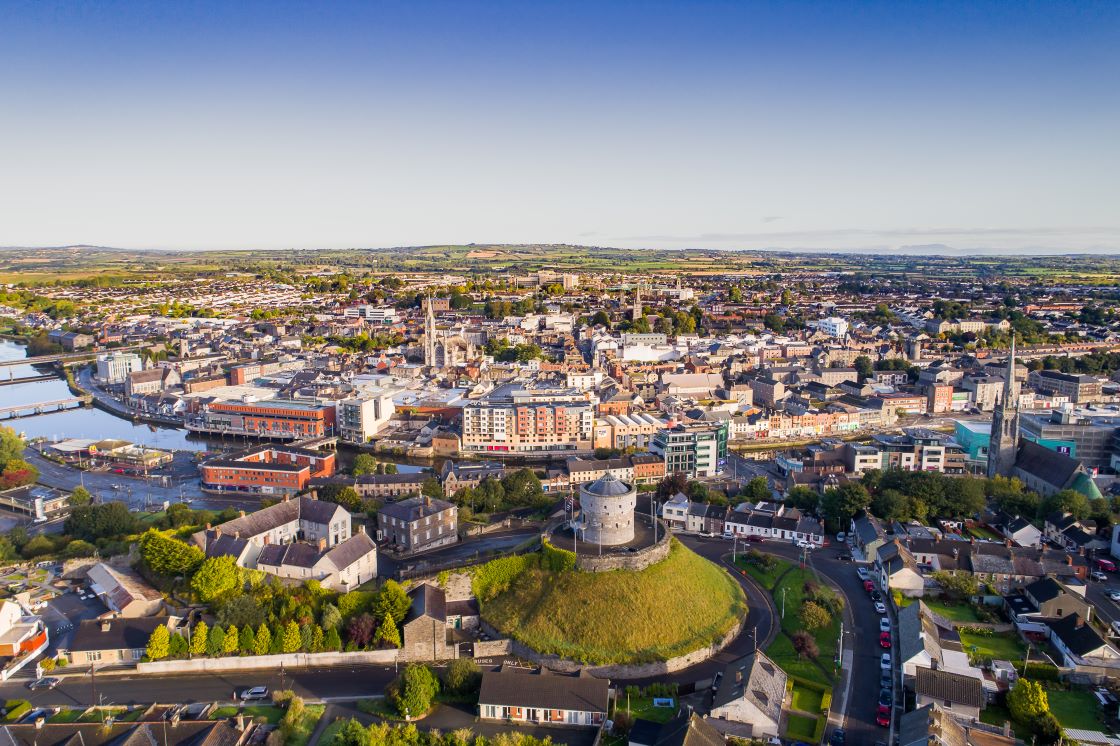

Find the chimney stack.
xmin=318 ymin=537 xmax=327 ymax=551
xmin=358 ymin=524 xmax=366 ymax=535
xmin=205 ymin=522 xmax=211 ymax=530
xmin=239 ymin=510 xmax=246 ymax=518
xmin=100 ymin=620 xmax=112 ymax=633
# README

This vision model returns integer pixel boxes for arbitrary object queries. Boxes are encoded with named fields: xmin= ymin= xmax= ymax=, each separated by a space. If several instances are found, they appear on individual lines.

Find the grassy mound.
xmin=480 ymin=539 xmax=747 ymax=665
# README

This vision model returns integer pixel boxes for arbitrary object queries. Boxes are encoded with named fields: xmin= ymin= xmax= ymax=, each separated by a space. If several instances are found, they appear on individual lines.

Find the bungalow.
xmin=63 ymin=616 xmax=176 ymax=668
xmin=630 ymin=714 xmax=725 ymax=746
xmin=706 ymin=651 xmax=787 ymax=739
xmin=1048 ymin=614 xmax=1120 ymax=668
xmin=478 ymin=665 xmax=608 ymax=727
xmin=914 ymin=668 xmax=984 ymax=721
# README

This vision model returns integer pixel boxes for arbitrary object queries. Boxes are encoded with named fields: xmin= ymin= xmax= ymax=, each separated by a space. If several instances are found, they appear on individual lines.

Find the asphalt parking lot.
xmin=40 ymin=585 xmax=108 ymax=653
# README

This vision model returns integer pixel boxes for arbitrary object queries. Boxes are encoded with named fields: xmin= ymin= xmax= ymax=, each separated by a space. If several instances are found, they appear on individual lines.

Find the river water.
xmin=0 ymin=340 xmax=426 ymax=475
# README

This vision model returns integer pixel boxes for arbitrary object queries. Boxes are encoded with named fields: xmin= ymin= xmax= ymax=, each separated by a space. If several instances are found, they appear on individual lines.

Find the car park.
xmin=874 ymin=601 xmax=887 ymax=614
xmin=879 ymin=631 xmax=892 ymax=648
xmin=876 ymin=705 xmax=890 ymax=727
xmin=879 ymin=617 xmax=891 ymax=632
xmin=240 ymin=687 xmax=269 ymax=701
xmin=881 ymin=653 xmax=892 ymax=669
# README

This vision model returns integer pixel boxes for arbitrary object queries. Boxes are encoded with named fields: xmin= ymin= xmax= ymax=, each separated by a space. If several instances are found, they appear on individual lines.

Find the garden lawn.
xmin=785 ymin=714 xmax=818 ymax=740
xmin=958 ymin=631 xmax=1026 ymax=662
xmin=789 ymin=685 xmax=824 ymax=714
xmin=482 ymin=540 xmax=746 ymax=665
xmin=736 ymin=556 xmax=785 ymax=591
xmin=967 ymin=526 xmax=1002 ymax=541
xmin=285 ymin=705 xmax=325 ymax=746
xmin=209 ymin=706 xmax=283 ymax=724
xmin=78 ymin=708 xmax=125 ymax=723
xmin=765 ymin=630 xmax=832 ymax=688
xmin=773 ymin=566 xmax=840 ymax=662
xmin=1048 ymin=690 xmax=1105 ymax=731
xmin=319 ymin=719 xmax=348 ymax=746
xmin=614 ymin=697 xmax=677 ymax=725
xmin=922 ymin=598 xmax=981 ymax=623
xmin=48 ymin=710 xmax=84 ymax=724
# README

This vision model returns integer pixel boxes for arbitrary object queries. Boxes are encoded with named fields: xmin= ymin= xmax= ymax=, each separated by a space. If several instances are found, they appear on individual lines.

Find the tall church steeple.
xmin=424 ymin=295 xmax=438 ymax=369
xmin=987 ymin=334 xmax=1020 ymax=478
xmin=632 ymin=282 xmax=642 ymax=321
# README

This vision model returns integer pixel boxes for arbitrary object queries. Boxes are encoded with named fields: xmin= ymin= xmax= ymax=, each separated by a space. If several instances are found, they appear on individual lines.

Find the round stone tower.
xmin=579 ymin=473 xmax=636 ymax=545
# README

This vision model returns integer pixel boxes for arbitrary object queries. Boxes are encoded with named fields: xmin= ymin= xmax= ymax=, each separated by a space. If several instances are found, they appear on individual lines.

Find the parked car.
xmin=1091 ymin=570 xmax=1109 ymax=582
xmin=1108 ymin=590 xmax=1120 ymax=602
xmin=27 ymin=677 xmax=60 ymax=691
xmin=880 ymin=671 xmax=892 ymax=689
xmin=876 ymin=705 xmax=891 ymax=727
xmin=880 ymin=653 xmax=892 ymax=670
xmin=1096 ymin=558 xmax=1117 ymax=572
xmin=838 ymin=554 xmax=852 ymax=562
xmin=879 ymin=689 xmax=892 ymax=707
xmin=1111 ymin=620 xmax=1120 ymax=638
xmin=829 ymin=729 xmax=846 ymax=746
xmin=745 ymin=534 xmax=764 ymax=542
xmin=863 ymin=579 xmax=875 ymax=592
xmin=874 ymin=601 xmax=887 ymax=614
xmin=836 ymin=532 xmax=846 ymax=544
xmin=879 ymin=617 xmax=891 ymax=633
xmin=857 ymin=568 xmax=870 ymax=581
xmin=870 ymin=590 xmax=883 ymax=603
xmin=795 ymin=539 xmax=814 ymax=550
xmin=879 ymin=631 xmax=892 ymax=649
xmin=240 ymin=687 xmax=269 ymax=701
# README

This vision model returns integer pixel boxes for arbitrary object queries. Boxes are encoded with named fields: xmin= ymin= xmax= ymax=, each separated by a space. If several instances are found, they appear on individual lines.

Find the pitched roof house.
xmin=706 ymin=651 xmax=787 ymax=739
xmin=478 ymin=665 xmax=609 ymax=727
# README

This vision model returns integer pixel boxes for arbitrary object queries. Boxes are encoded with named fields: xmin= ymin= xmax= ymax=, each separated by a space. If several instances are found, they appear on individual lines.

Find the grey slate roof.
xmin=478 ymin=667 xmax=609 ymax=713
xmin=1015 ymin=439 xmax=1080 ymax=490
xmin=379 ymin=495 xmax=455 ymax=522
xmin=406 ymin=583 xmax=446 ymax=624
xmin=711 ymin=651 xmax=786 ymax=725
xmin=68 ymin=617 xmax=169 ymax=653
xmin=652 ymin=715 xmax=725 ymax=746
xmin=583 ymin=473 xmax=632 ymax=496
xmin=1049 ymin=614 xmax=1110 ymax=657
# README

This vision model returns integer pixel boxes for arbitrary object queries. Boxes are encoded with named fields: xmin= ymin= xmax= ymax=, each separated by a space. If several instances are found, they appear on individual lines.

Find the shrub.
xmin=444 ymin=658 xmax=480 ymax=694
xmin=390 ymin=664 xmax=440 ymax=718
xmin=3 ymin=700 xmax=32 ymax=722
xmin=799 ymin=601 xmax=831 ymax=630
xmin=472 ymin=555 xmax=538 ymax=601
xmin=791 ymin=631 xmax=819 ymax=659
xmin=540 ymin=538 xmax=577 ymax=572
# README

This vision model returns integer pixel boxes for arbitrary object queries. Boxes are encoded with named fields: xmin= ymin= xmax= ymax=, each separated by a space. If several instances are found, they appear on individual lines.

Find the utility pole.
xmin=782 ymin=587 xmax=787 ymax=619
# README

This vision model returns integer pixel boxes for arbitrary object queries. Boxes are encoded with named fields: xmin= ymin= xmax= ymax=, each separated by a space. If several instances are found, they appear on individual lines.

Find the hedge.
xmin=810 ymin=714 xmax=829 ymax=743
xmin=820 ymin=690 xmax=833 ymax=714
xmin=3 ymin=700 xmax=31 ymax=723
xmin=540 ymin=538 xmax=577 ymax=573
xmin=1017 ymin=661 xmax=1061 ymax=682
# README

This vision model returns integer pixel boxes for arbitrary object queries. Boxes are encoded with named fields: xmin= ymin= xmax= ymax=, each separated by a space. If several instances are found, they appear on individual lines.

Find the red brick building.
xmin=200 ymin=445 xmax=337 ymax=497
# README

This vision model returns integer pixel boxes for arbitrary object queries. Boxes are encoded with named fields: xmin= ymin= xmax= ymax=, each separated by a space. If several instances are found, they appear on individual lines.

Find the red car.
xmin=863 ymin=579 xmax=875 ymax=592
xmin=745 ymin=535 xmax=764 ymax=542
xmin=876 ymin=705 xmax=890 ymax=727
xmin=879 ymin=632 xmax=892 ymax=649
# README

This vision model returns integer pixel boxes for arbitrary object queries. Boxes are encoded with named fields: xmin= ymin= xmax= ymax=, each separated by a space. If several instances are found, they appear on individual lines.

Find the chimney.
xmin=318 ymin=537 xmax=327 ymax=551
xmin=100 ymin=620 xmax=112 ymax=633
xmin=234 ymin=531 xmax=240 ymax=540
xmin=930 ymin=658 xmax=938 ymax=670
xmin=1075 ymin=614 xmax=1084 ymax=629
xmin=205 ymin=522 xmax=211 ymax=530
xmin=1067 ymin=554 xmax=1073 ymax=566
xmin=214 ymin=526 xmax=222 ymax=538
xmin=236 ymin=714 xmax=246 ymax=732
xmin=283 ymin=494 xmax=290 ymax=502
xmin=1005 ymin=539 xmax=1012 ymax=548
xmin=358 ymin=524 xmax=366 ymax=535
xmin=239 ymin=510 xmax=246 ymax=518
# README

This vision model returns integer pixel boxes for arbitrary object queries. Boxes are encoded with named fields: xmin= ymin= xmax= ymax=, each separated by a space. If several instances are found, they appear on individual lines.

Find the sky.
xmin=1 ymin=0 xmax=1118 ymax=254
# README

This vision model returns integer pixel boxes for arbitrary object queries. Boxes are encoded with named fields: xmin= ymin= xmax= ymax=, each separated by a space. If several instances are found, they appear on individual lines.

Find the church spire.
xmin=987 ymin=333 xmax=1020 ymax=479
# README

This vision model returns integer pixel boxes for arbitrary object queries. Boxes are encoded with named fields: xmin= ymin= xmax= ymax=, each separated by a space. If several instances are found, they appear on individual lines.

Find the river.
xmin=0 ymin=339 xmax=426 ymax=475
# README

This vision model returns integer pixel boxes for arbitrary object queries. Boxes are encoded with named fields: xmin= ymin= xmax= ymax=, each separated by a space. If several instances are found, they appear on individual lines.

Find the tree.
xmin=252 ymin=624 xmax=271 ymax=656
xmin=319 ymin=485 xmax=362 ymax=512
xmin=375 ymin=615 xmax=401 ymax=648
xmin=65 ymin=502 xmax=137 ymax=541
xmin=1040 ymin=489 xmax=1090 ymax=520
xmin=236 ymin=625 xmax=254 ymax=655
xmin=146 ymin=625 xmax=170 ymax=660
xmin=21 ymin=535 xmax=54 ymax=559
xmin=821 ymin=483 xmax=871 ymax=523
xmin=282 ymin=621 xmax=301 ymax=653
xmin=310 ymin=625 xmax=325 ymax=653
xmin=740 ymin=477 xmax=771 ymax=502
xmin=932 ymin=571 xmax=979 ymax=603
xmin=799 ymin=601 xmax=831 ymax=630
xmin=191 ymin=556 xmax=240 ymax=603
xmin=206 ymin=624 xmax=226 ymax=657
xmin=0 ymin=426 xmax=26 ymax=466
xmin=1007 ymin=679 xmax=1049 ymax=724
xmin=320 ymin=603 xmax=342 ymax=630
xmin=324 ymin=627 xmax=343 ymax=652
xmin=791 ymin=631 xmax=819 ymax=659
xmin=421 ymin=478 xmax=444 ymax=500
xmin=391 ymin=664 xmax=440 ymax=718
xmin=854 ymin=355 xmax=874 ymax=382
xmin=334 ymin=719 xmax=372 ymax=746
xmin=374 ymin=580 xmax=412 ymax=624
xmin=444 ymin=657 xmax=480 ymax=694
xmin=190 ymin=621 xmax=208 ymax=657
xmin=169 ymin=632 xmax=188 ymax=658
xmin=140 ymin=530 xmax=205 ymax=577
xmin=217 ymin=594 xmax=266 ymax=629
xmin=347 ymin=613 xmax=376 ymax=648
xmin=69 ymin=486 xmax=92 ymax=507
xmin=871 ymin=489 xmax=916 ymax=523
xmin=785 ymin=486 xmax=819 ymax=512
xmin=269 ymin=624 xmax=285 ymax=654
xmin=352 ymin=454 xmax=378 ymax=476
xmin=63 ymin=539 xmax=97 ymax=559
xmin=657 ymin=472 xmax=689 ymax=499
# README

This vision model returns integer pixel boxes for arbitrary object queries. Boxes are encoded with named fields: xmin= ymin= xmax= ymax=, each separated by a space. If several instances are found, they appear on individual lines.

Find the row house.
xmin=722 ymin=505 xmax=825 ymax=546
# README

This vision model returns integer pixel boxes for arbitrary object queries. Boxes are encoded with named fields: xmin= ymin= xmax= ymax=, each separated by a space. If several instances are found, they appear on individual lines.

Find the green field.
xmin=482 ymin=539 xmax=747 ymax=664
xmin=210 ymin=706 xmax=284 ymax=724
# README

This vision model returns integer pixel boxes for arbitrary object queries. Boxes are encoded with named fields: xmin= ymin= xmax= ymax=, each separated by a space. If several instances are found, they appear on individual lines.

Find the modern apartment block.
xmin=187 ymin=397 xmax=336 ymax=439
xmin=199 ymin=444 xmax=337 ymax=496
xmin=651 ymin=421 xmax=729 ymax=478
xmin=1028 ymin=369 xmax=1103 ymax=403
xmin=337 ymin=392 xmax=395 ymax=444
xmin=461 ymin=384 xmax=595 ymax=454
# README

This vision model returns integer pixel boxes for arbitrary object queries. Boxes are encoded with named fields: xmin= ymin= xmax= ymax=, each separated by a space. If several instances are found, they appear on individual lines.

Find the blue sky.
xmin=2 ymin=0 xmax=1118 ymax=253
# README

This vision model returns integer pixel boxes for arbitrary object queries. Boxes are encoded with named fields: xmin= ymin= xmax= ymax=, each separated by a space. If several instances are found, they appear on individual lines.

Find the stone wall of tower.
xmin=580 ymin=483 xmax=636 ymax=545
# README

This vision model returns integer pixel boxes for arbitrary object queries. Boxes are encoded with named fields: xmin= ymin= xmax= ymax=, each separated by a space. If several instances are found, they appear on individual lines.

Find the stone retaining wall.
xmin=574 ymin=520 xmax=671 ymax=573
xmin=135 ymin=649 xmax=398 ymax=674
